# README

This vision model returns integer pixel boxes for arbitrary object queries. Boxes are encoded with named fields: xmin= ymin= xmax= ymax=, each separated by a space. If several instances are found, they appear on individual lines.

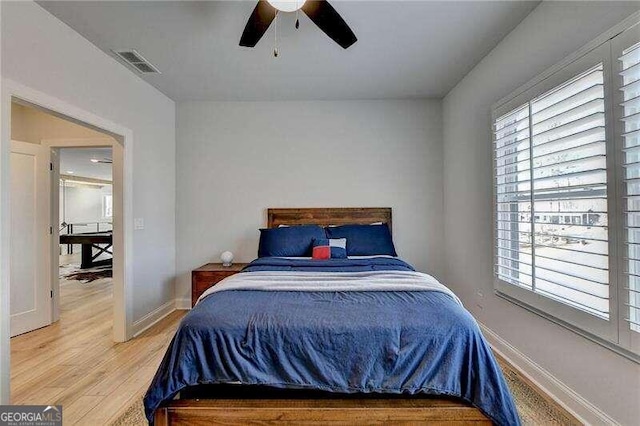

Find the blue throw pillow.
xmin=325 ymin=223 xmax=397 ymax=256
xmin=312 ymin=238 xmax=347 ymax=259
xmin=258 ymin=225 xmax=325 ymax=257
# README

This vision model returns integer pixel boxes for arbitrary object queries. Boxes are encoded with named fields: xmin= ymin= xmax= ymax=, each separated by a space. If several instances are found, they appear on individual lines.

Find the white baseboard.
xmin=175 ymin=298 xmax=191 ymax=310
xmin=131 ymin=300 xmax=176 ymax=337
xmin=478 ymin=322 xmax=619 ymax=426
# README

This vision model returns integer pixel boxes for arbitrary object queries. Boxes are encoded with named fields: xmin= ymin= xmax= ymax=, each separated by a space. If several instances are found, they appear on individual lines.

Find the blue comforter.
xmin=144 ymin=257 xmax=520 ymax=425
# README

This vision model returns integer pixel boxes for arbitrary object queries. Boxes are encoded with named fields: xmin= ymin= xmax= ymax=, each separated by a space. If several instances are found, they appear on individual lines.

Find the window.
xmin=102 ymin=194 xmax=113 ymax=219
xmin=493 ymin=19 xmax=640 ymax=359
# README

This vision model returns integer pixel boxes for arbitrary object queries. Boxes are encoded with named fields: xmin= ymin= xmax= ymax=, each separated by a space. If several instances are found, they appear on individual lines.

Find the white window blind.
xmin=495 ymin=64 xmax=610 ymax=319
xmin=620 ymin=41 xmax=640 ymax=333
xmin=495 ymin=105 xmax=532 ymax=289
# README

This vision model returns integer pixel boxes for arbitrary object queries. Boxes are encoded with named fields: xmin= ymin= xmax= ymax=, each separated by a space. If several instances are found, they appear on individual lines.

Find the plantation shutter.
xmin=494 ymin=105 xmax=533 ymax=289
xmin=494 ymin=63 xmax=610 ymax=319
xmin=619 ymin=40 xmax=640 ymax=333
xmin=529 ymin=64 xmax=609 ymax=318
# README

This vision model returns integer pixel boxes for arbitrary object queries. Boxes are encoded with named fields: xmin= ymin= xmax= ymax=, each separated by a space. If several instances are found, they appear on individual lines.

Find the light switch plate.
xmin=134 ymin=218 xmax=144 ymax=230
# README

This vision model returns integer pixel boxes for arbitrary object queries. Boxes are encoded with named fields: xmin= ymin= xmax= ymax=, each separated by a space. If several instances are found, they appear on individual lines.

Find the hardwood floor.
xmin=10 ymin=275 xmax=185 ymax=425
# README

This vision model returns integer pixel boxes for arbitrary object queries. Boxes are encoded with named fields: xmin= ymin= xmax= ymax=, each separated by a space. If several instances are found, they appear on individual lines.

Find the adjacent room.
xmin=1 ymin=1 xmax=639 ymax=425
xmin=58 ymin=146 xmax=114 ymax=328
xmin=59 ymin=147 xmax=113 ymax=274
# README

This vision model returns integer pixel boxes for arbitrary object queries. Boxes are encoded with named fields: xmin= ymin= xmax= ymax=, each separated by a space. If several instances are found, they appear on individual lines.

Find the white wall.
xmin=176 ymin=100 xmax=443 ymax=303
xmin=1 ymin=2 xmax=176 ymax=327
xmin=60 ymin=184 xmax=112 ymax=257
xmin=61 ymin=184 xmax=112 ymax=226
xmin=442 ymin=2 xmax=640 ymax=424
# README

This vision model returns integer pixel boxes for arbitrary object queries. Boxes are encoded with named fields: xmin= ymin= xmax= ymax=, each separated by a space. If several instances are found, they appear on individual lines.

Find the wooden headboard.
xmin=267 ymin=208 xmax=392 ymax=233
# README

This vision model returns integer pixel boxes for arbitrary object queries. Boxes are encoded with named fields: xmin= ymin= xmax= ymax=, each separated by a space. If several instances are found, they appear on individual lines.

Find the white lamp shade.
xmin=221 ymin=251 xmax=234 ymax=266
xmin=267 ymin=0 xmax=306 ymax=12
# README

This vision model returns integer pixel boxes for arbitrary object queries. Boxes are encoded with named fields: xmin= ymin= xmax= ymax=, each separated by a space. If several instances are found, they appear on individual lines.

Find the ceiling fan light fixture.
xmin=267 ymin=0 xmax=306 ymax=13
xmin=240 ymin=0 xmax=357 ymax=49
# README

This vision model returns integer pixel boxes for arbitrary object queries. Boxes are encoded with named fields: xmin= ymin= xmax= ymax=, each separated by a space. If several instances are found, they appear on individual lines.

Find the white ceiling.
xmin=60 ymin=148 xmax=113 ymax=181
xmin=38 ymin=1 xmax=539 ymax=101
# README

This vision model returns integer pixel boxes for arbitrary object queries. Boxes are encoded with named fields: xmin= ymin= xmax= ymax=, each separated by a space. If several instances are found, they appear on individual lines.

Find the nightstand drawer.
xmin=191 ymin=263 xmax=248 ymax=307
xmin=193 ymin=271 xmax=233 ymax=299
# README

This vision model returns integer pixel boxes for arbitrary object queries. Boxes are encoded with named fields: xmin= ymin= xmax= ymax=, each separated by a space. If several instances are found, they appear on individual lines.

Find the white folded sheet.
xmin=197 ymin=270 xmax=461 ymax=306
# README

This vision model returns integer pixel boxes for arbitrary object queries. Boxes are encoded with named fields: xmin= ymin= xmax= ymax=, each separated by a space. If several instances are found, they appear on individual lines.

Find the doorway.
xmin=0 ymin=82 xmax=135 ymax=405
xmin=57 ymin=146 xmax=114 ymax=332
xmin=8 ymin=99 xmax=126 ymax=340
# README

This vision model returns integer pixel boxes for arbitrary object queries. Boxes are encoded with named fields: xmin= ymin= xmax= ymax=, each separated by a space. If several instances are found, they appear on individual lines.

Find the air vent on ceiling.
xmin=112 ymin=49 xmax=161 ymax=74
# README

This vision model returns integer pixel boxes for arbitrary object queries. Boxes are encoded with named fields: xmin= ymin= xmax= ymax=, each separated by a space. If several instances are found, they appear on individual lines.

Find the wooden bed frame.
xmin=155 ymin=207 xmax=491 ymax=425
xmin=267 ymin=207 xmax=392 ymax=231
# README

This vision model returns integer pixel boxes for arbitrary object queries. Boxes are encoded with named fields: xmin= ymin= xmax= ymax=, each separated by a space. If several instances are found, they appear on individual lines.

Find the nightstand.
xmin=191 ymin=263 xmax=249 ymax=307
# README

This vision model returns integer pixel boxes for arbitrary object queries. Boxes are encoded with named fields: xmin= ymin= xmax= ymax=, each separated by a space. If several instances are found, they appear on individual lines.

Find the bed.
xmin=145 ymin=208 xmax=520 ymax=425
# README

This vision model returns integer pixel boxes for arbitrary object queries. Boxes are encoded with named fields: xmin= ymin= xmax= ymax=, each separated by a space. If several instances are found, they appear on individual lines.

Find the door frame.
xmin=0 ymin=80 xmax=135 ymax=402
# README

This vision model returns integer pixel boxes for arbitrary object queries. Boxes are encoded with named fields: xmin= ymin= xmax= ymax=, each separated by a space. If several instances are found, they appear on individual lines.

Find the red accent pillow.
xmin=312 ymin=245 xmax=331 ymax=260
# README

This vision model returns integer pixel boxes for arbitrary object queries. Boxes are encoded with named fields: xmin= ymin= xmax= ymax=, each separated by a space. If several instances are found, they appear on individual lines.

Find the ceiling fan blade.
xmin=239 ymin=1 xmax=277 ymax=47
xmin=301 ymin=0 xmax=357 ymax=49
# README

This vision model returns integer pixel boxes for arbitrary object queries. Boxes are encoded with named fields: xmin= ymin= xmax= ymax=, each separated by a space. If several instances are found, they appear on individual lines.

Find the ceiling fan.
xmin=240 ymin=0 xmax=357 ymax=52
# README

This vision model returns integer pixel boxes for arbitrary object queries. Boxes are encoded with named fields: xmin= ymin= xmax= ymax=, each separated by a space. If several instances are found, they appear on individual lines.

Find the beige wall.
xmin=11 ymin=102 xmax=112 ymax=144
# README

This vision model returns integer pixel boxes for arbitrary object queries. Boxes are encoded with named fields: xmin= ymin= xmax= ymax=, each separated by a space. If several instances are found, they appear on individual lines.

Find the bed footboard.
xmin=154 ymin=398 xmax=492 ymax=425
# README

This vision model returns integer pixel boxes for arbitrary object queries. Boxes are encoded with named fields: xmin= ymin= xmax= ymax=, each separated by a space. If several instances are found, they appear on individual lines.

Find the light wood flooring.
xmin=10 ymin=274 xmax=185 ymax=425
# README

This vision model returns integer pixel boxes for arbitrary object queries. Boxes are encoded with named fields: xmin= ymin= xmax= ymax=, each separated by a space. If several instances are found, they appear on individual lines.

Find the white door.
xmin=10 ymin=140 xmax=52 ymax=336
